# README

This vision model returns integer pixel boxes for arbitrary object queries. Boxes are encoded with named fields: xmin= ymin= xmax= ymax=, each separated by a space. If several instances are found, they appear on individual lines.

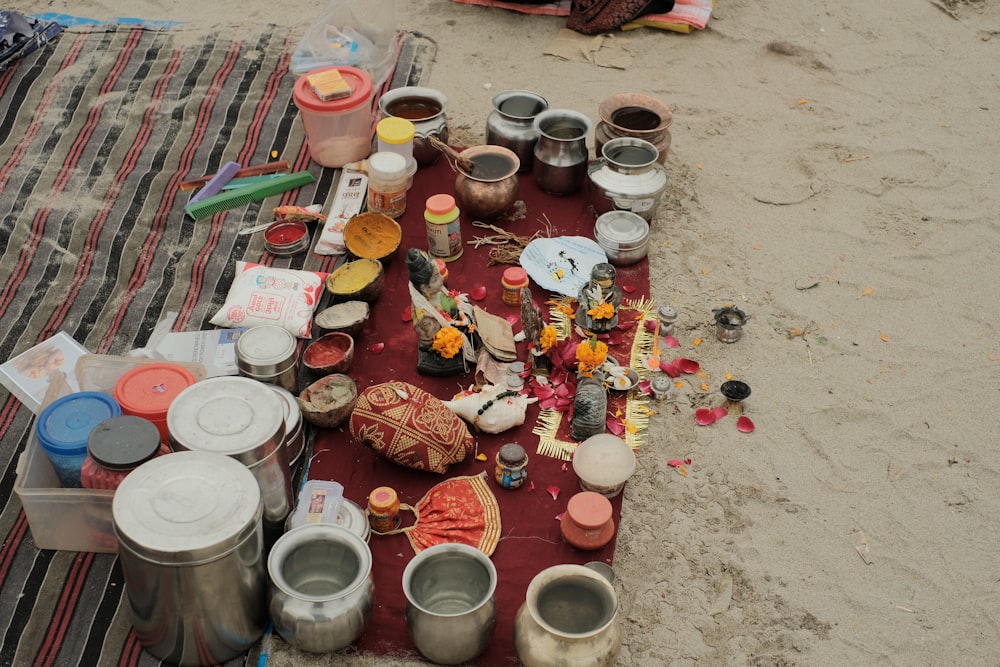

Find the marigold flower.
xmin=539 ymin=325 xmax=558 ymax=353
xmin=587 ymin=301 xmax=615 ymax=320
xmin=575 ymin=338 xmax=608 ymax=374
xmin=432 ymin=326 xmax=464 ymax=359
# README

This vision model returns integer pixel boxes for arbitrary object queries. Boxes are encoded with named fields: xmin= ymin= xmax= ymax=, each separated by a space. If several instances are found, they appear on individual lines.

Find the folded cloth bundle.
xmin=451 ymin=0 xmax=713 ymax=33
xmin=0 ymin=11 xmax=62 ymax=72
xmin=567 ymin=0 xmax=675 ymax=34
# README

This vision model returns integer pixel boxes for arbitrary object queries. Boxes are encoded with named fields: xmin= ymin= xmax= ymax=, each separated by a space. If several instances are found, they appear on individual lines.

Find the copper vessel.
xmin=453 ymin=145 xmax=520 ymax=220
xmin=595 ymin=93 xmax=674 ymax=165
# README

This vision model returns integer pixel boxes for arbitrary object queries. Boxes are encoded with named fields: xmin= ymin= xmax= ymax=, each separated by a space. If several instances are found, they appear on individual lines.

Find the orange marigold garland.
xmin=575 ymin=337 xmax=608 ymax=376
xmin=432 ymin=326 xmax=464 ymax=359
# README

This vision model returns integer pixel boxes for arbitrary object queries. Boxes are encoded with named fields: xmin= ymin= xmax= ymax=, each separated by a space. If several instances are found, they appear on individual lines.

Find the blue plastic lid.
xmin=36 ymin=391 xmax=122 ymax=455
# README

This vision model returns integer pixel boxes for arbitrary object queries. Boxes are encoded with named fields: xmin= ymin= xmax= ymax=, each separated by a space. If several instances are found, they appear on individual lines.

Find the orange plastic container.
xmin=113 ymin=362 xmax=197 ymax=443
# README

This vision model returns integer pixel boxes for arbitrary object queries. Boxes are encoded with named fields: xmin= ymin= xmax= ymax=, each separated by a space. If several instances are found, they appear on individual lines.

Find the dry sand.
xmin=10 ymin=0 xmax=1000 ymax=664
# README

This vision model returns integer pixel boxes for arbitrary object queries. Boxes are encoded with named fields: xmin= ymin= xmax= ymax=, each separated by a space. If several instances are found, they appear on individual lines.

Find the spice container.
xmin=594 ymin=210 xmax=650 ymax=267
xmin=113 ymin=362 xmax=197 ymax=443
xmin=501 ymin=267 xmax=530 ymax=307
xmin=376 ymin=116 xmax=416 ymax=172
xmin=35 ymin=391 xmax=122 ymax=488
xmin=367 ymin=486 xmax=400 ymax=533
xmin=366 ymin=151 xmax=409 ymax=219
xmin=494 ymin=442 xmax=528 ymax=489
xmin=424 ymin=194 xmax=462 ymax=262
xmin=81 ymin=415 xmax=170 ymax=490
xmin=167 ymin=376 xmax=293 ymax=543
xmin=264 ymin=219 xmax=310 ymax=256
xmin=560 ymin=491 xmax=615 ymax=551
xmin=293 ymin=65 xmax=374 ymax=168
xmin=113 ymin=450 xmax=266 ymax=665
xmin=234 ymin=324 xmax=299 ymax=393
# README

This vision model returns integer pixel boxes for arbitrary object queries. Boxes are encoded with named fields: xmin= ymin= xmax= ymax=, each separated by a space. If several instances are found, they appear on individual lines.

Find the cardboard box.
xmin=0 ymin=331 xmax=89 ymax=414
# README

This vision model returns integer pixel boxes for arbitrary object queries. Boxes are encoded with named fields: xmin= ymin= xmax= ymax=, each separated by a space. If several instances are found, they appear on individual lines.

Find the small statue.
xmin=520 ymin=286 xmax=556 ymax=371
xmin=406 ymin=248 xmax=476 ymax=376
xmin=575 ymin=262 xmax=623 ymax=335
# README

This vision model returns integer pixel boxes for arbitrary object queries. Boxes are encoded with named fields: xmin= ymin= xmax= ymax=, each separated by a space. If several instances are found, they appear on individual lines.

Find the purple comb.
xmin=189 ymin=161 xmax=242 ymax=204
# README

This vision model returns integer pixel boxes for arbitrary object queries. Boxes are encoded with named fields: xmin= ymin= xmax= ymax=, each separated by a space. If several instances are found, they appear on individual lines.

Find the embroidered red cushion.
xmin=350 ymin=381 xmax=474 ymax=474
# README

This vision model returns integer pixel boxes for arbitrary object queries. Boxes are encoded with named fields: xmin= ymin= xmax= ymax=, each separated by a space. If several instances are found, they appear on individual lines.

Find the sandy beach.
xmin=7 ymin=0 xmax=1000 ymax=664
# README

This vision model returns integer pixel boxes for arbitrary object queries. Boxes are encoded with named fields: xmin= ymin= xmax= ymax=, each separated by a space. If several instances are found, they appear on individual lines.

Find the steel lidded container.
xmin=112 ymin=451 xmax=266 ymax=666
xmin=234 ymin=324 xmax=299 ymax=393
xmin=167 ymin=376 xmax=293 ymax=541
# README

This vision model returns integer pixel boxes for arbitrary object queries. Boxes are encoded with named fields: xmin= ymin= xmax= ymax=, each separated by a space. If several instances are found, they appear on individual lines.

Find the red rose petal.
xmin=506 ymin=314 xmax=520 ymax=326
xmin=554 ymin=383 xmax=573 ymax=398
xmin=534 ymin=385 xmax=555 ymax=400
xmin=673 ymin=358 xmax=701 ymax=374
xmin=528 ymin=481 xmax=536 ymax=492
xmin=607 ymin=418 xmax=626 ymax=436
xmin=644 ymin=319 xmax=659 ymax=333
xmin=369 ymin=342 xmax=385 ymax=354
xmin=660 ymin=361 xmax=681 ymax=378
xmin=662 ymin=335 xmax=680 ymax=348
xmin=638 ymin=379 xmax=653 ymax=395
xmin=737 ymin=416 xmax=755 ymax=433
xmin=547 ymin=485 xmax=560 ymax=500
xmin=622 ymin=284 xmax=636 ymax=293
xmin=667 ymin=459 xmax=684 ymax=467
xmin=471 ymin=285 xmax=487 ymax=301
xmin=401 ymin=305 xmax=412 ymax=322
xmin=695 ymin=408 xmax=717 ymax=425
xmin=538 ymin=398 xmax=558 ymax=410
xmin=710 ymin=406 xmax=729 ymax=421
xmin=605 ymin=330 xmax=624 ymax=346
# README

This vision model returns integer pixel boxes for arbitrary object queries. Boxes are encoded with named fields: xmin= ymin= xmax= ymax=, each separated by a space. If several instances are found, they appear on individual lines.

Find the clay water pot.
xmin=513 ymin=563 xmax=622 ymax=667
xmin=453 ymin=144 xmax=521 ymax=220
xmin=595 ymin=92 xmax=673 ymax=164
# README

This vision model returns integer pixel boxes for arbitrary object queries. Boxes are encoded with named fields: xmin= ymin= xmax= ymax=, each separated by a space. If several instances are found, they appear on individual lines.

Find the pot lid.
xmin=87 ymin=415 xmax=162 ymax=470
xmin=166 ymin=376 xmax=285 ymax=461
xmin=293 ymin=65 xmax=373 ymax=114
xmin=594 ymin=211 xmax=649 ymax=246
xmin=113 ymin=363 xmax=197 ymax=417
xmin=113 ymin=450 xmax=262 ymax=563
xmin=572 ymin=433 xmax=636 ymax=487
xmin=235 ymin=325 xmax=297 ymax=366
xmin=36 ymin=391 xmax=122 ymax=454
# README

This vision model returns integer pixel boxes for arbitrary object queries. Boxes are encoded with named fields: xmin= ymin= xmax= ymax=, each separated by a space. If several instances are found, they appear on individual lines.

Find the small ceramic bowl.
xmin=297 ymin=374 xmax=358 ymax=429
xmin=302 ymin=332 xmax=355 ymax=376
xmin=343 ymin=212 xmax=402 ymax=264
xmin=326 ymin=258 xmax=385 ymax=304
xmin=572 ymin=433 xmax=637 ymax=498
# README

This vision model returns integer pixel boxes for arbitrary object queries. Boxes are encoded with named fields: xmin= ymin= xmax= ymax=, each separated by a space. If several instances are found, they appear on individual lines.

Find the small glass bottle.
xmin=494 ymin=442 xmax=528 ymax=489
xmin=81 ymin=415 xmax=170 ymax=490
xmin=367 ymin=486 xmax=400 ymax=534
xmin=367 ymin=151 xmax=408 ymax=219
xmin=501 ymin=267 xmax=530 ymax=307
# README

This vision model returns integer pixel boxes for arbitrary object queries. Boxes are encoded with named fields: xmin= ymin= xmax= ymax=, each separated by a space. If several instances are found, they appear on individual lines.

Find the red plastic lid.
xmin=503 ymin=267 xmax=528 ymax=285
xmin=113 ymin=363 xmax=197 ymax=418
xmin=566 ymin=491 xmax=613 ymax=530
xmin=293 ymin=66 xmax=374 ymax=113
xmin=425 ymin=194 xmax=456 ymax=216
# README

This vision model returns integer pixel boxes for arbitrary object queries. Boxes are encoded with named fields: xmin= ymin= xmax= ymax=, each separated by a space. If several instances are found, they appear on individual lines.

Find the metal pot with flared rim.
xmin=532 ymin=108 xmax=593 ymax=196
xmin=587 ymin=136 xmax=668 ymax=222
xmin=402 ymin=542 xmax=498 ymax=665
xmin=268 ymin=524 xmax=375 ymax=654
xmin=513 ymin=563 xmax=622 ymax=667
xmin=595 ymin=92 xmax=674 ymax=164
xmin=378 ymin=86 xmax=449 ymax=166
xmin=486 ymin=90 xmax=549 ymax=172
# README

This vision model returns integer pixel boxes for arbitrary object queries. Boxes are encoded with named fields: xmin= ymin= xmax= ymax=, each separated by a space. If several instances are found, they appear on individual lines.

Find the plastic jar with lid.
xmin=293 ymin=65 xmax=374 ymax=168
xmin=113 ymin=362 xmax=197 ymax=444
xmin=424 ymin=194 xmax=462 ymax=262
xmin=495 ymin=442 xmax=529 ymax=489
xmin=501 ymin=267 xmax=530 ymax=307
xmin=367 ymin=151 xmax=409 ymax=219
xmin=81 ymin=415 xmax=171 ymax=490
xmin=367 ymin=486 xmax=400 ymax=534
xmin=559 ymin=491 xmax=615 ymax=551
xmin=376 ymin=117 xmax=416 ymax=169
xmin=36 ymin=391 xmax=122 ymax=488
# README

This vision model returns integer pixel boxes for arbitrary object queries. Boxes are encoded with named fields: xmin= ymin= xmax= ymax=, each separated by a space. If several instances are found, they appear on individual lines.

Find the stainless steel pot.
xmin=402 ymin=542 xmax=497 ymax=665
xmin=268 ymin=524 xmax=374 ymax=653
xmin=486 ymin=90 xmax=549 ymax=173
xmin=378 ymin=86 xmax=449 ymax=166
xmin=532 ymin=108 xmax=593 ymax=196
xmin=587 ymin=136 xmax=668 ymax=221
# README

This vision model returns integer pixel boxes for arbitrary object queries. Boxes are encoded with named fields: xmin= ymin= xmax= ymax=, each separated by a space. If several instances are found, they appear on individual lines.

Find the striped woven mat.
xmin=0 ymin=23 xmax=434 ymax=666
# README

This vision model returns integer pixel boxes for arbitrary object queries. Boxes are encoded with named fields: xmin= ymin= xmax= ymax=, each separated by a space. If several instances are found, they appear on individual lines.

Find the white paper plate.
xmin=520 ymin=236 xmax=608 ymax=297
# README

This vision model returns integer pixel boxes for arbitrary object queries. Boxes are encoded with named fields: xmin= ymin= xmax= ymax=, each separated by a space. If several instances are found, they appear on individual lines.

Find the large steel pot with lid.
xmin=113 ymin=451 xmax=266 ymax=666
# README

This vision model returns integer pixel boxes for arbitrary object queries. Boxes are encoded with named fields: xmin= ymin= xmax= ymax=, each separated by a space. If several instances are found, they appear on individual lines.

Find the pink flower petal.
xmin=662 ymin=335 xmax=680 ymax=348
xmin=547 ymin=485 xmax=560 ymax=500
xmin=401 ymin=305 xmax=412 ymax=322
xmin=506 ymin=314 xmax=520 ymax=326
xmin=471 ymin=285 xmax=487 ymax=301
xmin=660 ymin=361 xmax=681 ymax=378
xmin=607 ymin=418 xmax=626 ymax=436
xmin=673 ymin=358 xmax=701 ymax=374
xmin=538 ymin=397 xmax=558 ymax=410
xmin=534 ymin=385 xmax=555 ymax=400
xmin=667 ymin=459 xmax=684 ymax=467
xmin=528 ymin=481 xmax=536 ymax=492
xmin=621 ymin=284 xmax=636 ymax=293
xmin=369 ymin=342 xmax=385 ymax=354
xmin=695 ymin=408 xmax=717 ymax=425
xmin=638 ymin=379 xmax=653 ymax=395
xmin=737 ymin=416 xmax=755 ymax=433
xmin=554 ymin=383 xmax=574 ymax=398
xmin=710 ymin=406 xmax=729 ymax=421
xmin=644 ymin=319 xmax=659 ymax=333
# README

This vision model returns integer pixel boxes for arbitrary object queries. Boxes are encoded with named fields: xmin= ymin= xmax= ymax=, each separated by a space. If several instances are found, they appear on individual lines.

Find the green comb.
xmin=184 ymin=171 xmax=316 ymax=220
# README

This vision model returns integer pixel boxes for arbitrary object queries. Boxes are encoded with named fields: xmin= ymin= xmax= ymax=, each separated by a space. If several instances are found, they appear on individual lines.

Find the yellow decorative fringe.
xmin=623 ymin=296 xmax=658 ymax=378
xmin=533 ymin=409 xmax=577 ymax=460
xmin=547 ymin=297 xmax=575 ymax=340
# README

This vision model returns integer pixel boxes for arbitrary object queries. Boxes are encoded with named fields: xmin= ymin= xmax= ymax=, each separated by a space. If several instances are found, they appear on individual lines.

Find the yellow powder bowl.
xmin=325 ymin=258 xmax=385 ymax=304
xmin=343 ymin=212 xmax=402 ymax=265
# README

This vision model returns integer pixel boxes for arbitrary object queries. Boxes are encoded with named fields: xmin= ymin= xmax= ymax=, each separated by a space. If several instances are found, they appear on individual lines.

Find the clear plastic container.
xmin=35 ymin=391 xmax=122 ymax=488
xmin=294 ymin=65 xmax=374 ymax=168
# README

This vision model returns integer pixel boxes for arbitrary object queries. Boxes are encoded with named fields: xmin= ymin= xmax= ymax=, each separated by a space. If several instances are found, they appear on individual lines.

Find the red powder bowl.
xmin=302 ymin=332 xmax=355 ymax=376
xmin=264 ymin=219 xmax=310 ymax=256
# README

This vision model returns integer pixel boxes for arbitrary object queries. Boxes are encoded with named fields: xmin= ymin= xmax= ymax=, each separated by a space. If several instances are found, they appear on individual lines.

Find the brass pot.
xmin=453 ymin=145 xmax=520 ymax=220
xmin=595 ymin=93 xmax=673 ymax=165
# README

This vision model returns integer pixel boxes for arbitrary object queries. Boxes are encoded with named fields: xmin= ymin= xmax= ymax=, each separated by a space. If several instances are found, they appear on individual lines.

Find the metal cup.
xmin=402 ymin=542 xmax=497 ymax=665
